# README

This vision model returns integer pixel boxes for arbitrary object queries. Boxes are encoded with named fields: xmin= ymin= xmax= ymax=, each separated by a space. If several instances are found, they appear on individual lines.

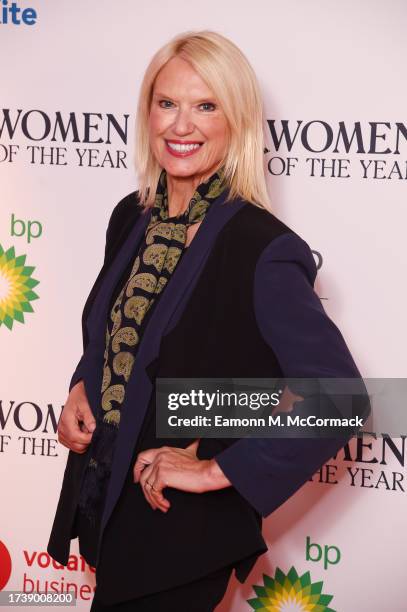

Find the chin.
xmin=162 ymin=160 xmax=204 ymax=179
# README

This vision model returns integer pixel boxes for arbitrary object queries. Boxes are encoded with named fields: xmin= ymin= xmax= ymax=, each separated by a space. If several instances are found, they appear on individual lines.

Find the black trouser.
xmin=90 ymin=564 xmax=234 ymax=611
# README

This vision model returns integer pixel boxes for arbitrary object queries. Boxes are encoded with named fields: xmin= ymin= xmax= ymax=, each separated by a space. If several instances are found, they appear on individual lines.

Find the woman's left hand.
xmin=133 ymin=439 xmax=231 ymax=512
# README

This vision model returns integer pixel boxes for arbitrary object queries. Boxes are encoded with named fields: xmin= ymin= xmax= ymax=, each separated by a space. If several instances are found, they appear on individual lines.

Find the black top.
xmin=73 ymin=241 xmax=264 ymax=601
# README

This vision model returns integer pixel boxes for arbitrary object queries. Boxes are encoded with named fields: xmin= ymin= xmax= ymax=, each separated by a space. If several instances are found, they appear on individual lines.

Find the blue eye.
xmin=159 ymin=100 xmax=174 ymax=108
xmin=199 ymin=102 xmax=216 ymax=112
xmin=157 ymin=100 xmax=216 ymax=111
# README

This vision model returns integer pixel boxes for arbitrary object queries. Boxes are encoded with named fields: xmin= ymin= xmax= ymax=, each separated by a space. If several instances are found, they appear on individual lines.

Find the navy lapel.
xmin=81 ymin=201 xmax=144 ymax=349
xmin=85 ymin=209 xmax=151 ymax=352
xmin=99 ymin=193 xmax=246 ymax=538
xmin=80 ymin=209 xmax=152 ymax=421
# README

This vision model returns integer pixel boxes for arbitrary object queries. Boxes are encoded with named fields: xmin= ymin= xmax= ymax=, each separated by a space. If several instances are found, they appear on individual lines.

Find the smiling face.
xmin=148 ymin=56 xmax=229 ymax=184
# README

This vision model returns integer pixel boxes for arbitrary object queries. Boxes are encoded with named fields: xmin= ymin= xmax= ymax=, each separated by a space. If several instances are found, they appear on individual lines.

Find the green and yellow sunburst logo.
xmin=248 ymin=566 xmax=335 ymax=611
xmin=0 ymin=244 xmax=39 ymax=330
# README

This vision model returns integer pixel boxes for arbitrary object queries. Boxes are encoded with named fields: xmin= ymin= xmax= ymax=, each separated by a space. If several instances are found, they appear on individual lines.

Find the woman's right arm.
xmin=57 ymin=192 xmax=141 ymax=454
xmin=57 ymin=380 xmax=96 ymax=453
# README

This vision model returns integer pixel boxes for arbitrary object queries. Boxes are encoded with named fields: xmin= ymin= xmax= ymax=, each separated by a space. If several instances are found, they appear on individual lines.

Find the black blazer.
xmin=48 ymin=189 xmax=366 ymax=604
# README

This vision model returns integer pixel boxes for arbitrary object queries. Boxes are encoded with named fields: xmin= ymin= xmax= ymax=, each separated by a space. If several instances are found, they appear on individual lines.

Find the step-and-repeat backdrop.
xmin=1 ymin=1 xmax=406 ymax=610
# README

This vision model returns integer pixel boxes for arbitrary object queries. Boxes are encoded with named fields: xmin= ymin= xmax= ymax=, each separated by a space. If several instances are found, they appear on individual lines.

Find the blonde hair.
xmin=135 ymin=30 xmax=270 ymax=210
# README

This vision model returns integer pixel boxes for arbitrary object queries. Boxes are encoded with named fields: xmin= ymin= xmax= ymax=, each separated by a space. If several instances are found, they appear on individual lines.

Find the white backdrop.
xmin=1 ymin=1 xmax=406 ymax=610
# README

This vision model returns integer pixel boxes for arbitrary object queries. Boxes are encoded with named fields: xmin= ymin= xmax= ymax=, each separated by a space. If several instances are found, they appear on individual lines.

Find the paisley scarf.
xmin=78 ymin=168 xmax=227 ymax=524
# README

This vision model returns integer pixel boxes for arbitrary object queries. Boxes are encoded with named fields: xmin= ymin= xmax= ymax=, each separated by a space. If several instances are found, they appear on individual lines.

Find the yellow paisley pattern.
xmin=206 ymin=177 xmax=225 ymax=199
xmin=146 ymin=222 xmax=175 ymax=245
xmin=101 ymin=365 xmax=111 ymax=392
xmin=111 ymin=309 xmax=122 ymax=335
xmin=101 ymin=384 xmax=124 ymax=411
xmin=111 ymin=326 xmax=139 ymax=353
xmin=130 ymin=256 xmax=140 ymax=278
xmin=103 ymin=409 xmax=121 ymax=425
xmin=110 ymin=288 xmax=125 ymax=322
xmin=156 ymin=276 xmax=167 ymax=294
xmin=113 ymin=351 xmax=134 ymax=382
xmin=189 ymin=201 xmax=209 ymax=223
xmin=126 ymin=272 xmax=157 ymax=297
xmin=173 ymin=225 xmax=186 ymax=242
xmin=142 ymin=243 xmax=167 ymax=271
xmin=124 ymin=295 xmax=150 ymax=325
xmin=164 ymin=246 xmax=183 ymax=274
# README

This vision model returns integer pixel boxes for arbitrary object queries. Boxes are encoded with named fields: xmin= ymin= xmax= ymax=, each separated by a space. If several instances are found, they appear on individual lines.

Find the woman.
xmin=48 ymin=31 xmax=364 ymax=611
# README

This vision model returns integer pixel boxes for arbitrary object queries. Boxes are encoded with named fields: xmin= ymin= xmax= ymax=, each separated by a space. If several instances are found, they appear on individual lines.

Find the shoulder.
xmin=105 ymin=189 xmax=149 ymax=245
xmin=106 ymin=190 xmax=142 ymax=236
xmin=224 ymin=201 xmax=317 ymax=284
xmin=224 ymin=201 xmax=293 ymax=244
xmin=224 ymin=201 xmax=310 ymax=255
xmin=103 ymin=190 xmax=148 ymax=263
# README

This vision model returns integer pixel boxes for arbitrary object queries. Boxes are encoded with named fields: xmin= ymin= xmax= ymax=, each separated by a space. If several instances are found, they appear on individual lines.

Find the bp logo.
xmin=0 ymin=244 xmax=39 ymax=330
xmin=248 ymin=566 xmax=335 ymax=611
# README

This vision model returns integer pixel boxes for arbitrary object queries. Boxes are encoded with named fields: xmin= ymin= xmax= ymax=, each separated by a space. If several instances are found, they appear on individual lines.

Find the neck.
xmin=166 ymin=164 xmax=221 ymax=217
xmin=166 ymin=174 xmax=202 ymax=217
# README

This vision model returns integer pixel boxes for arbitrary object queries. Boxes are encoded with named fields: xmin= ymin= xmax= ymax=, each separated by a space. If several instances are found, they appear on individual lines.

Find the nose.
xmin=172 ymin=106 xmax=194 ymax=136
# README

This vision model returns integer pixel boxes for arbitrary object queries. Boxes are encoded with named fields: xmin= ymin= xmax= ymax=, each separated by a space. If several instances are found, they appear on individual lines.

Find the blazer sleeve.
xmin=67 ymin=195 xmax=137 ymax=393
xmin=214 ymin=231 xmax=368 ymax=518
